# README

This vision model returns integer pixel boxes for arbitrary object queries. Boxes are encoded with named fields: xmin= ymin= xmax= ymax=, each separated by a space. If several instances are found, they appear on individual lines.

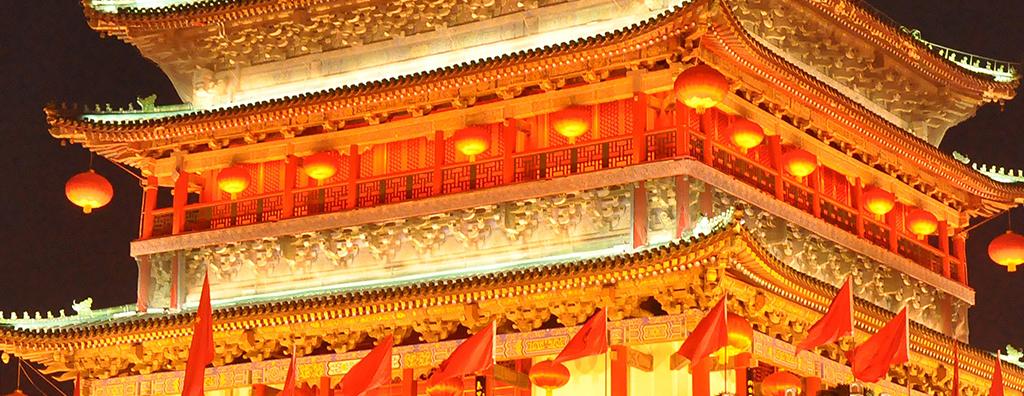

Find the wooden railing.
xmin=141 ymin=106 xmax=966 ymax=285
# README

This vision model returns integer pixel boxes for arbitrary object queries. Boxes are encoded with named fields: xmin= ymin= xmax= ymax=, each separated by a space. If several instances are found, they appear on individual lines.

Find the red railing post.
xmin=768 ymin=135 xmax=784 ymax=200
xmin=281 ymin=155 xmax=297 ymax=219
xmin=811 ymin=167 xmax=822 ymax=219
xmin=171 ymin=171 xmax=190 ymax=235
xmin=675 ymin=105 xmax=690 ymax=157
xmin=939 ymin=220 xmax=951 ymax=278
xmin=886 ymin=206 xmax=900 ymax=254
xmin=632 ymin=93 xmax=648 ymax=164
xmin=702 ymin=111 xmax=715 ymax=166
xmin=141 ymin=175 xmax=159 ymax=239
xmin=433 ymin=130 xmax=445 ymax=194
xmin=503 ymin=120 xmax=516 ymax=184
xmin=347 ymin=144 xmax=359 ymax=209
xmin=854 ymin=177 xmax=865 ymax=238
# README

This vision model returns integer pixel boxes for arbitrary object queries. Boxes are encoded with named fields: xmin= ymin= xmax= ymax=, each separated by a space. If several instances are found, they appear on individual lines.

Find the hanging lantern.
xmin=453 ymin=126 xmax=491 ymax=162
xmin=781 ymin=148 xmax=817 ymax=182
xmin=727 ymin=118 xmax=764 ymax=154
xmin=711 ymin=315 xmax=753 ymax=361
xmin=65 ymin=170 xmax=114 ymax=214
xmin=529 ymin=360 xmax=571 ymax=396
xmin=761 ymin=371 xmax=803 ymax=396
xmin=988 ymin=231 xmax=1024 ymax=272
xmin=426 ymin=377 xmax=462 ymax=396
xmin=674 ymin=64 xmax=729 ymax=113
xmin=217 ymin=165 xmax=251 ymax=199
xmin=862 ymin=187 xmax=896 ymax=220
xmin=905 ymin=209 xmax=938 ymax=240
xmin=302 ymin=152 xmax=339 ymax=184
xmin=550 ymin=106 xmax=591 ymax=144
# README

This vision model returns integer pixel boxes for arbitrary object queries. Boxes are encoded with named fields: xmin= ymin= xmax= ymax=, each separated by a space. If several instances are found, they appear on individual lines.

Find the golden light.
xmin=302 ymin=152 xmax=339 ymax=184
xmin=711 ymin=315 xmax=753 ymax=361
xmin=426 ymin=377 xmax=462 ymax=396
xmin=550 ymin=106 xmax=591 ymax=144
xmin=761 ymin=371 xmax=803 ymax=396
xmin=988 ymin=230 xmax=1024 ymax=272
xmin=862 ymin=187 xmax=896 ymax=220
xmin=728 ymin=117 xmax=764 ymax=154
xmin=3 ymin=390 xmax=27 ymax=396
xmin=453 ymin=126 xmax=491 ymax=162
xmin=905 ymin=208 xmax=938 ymax=240
xmin=674 ymin=64 xmax=729 ymax=113
xmin=217 ymin=166 xmax=251 ymax=200
xmin=529 ymin=360 xmax=571 ymax=396
xmin=65 ymin=170 xmax=114 ymax=214
xmin=781 ymin=148 xmax=817 ymax=181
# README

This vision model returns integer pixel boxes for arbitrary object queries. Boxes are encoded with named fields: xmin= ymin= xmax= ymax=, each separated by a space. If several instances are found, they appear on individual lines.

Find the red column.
xmin=634 ymin=182 xmax=648 ymax=249
xmin=702 ymin=111 xmax=715 ymax=166
xmin=690 ymin=358 xmax=712 ymax=396
xmin=954 ymin=233 xmax=968 ymax=284
xmin=282 ymin=155 xmax=298 ymax=219
xmin=199 ymin=170 xmax=216 ymax=203
xmin=734 ymin=368 xmax=748 ymax=396
xmin=811 ymin=168 xmax=822 ymax=218
xmin=401 ymin=368 xmax=416 ymax=396
xmin=171 ymin=171 xmax=190 ymax=235
xmin=886 ymin=206 xmax=900 ymax=253
xmin=633 ymin=93 xmax=648 ymax=165
xmin=252 ymin=384 xmax=267 ymax=396
xmin=854 ymin=177 xmax=865 ymax=238
xmin=515 ymin=359 xmax=532 ymax=396
xmin=939 ymin=220 xmax=951 ymax=278
xmin=768 ymin=136 xmax=784 ymax=200
xmin=700 ymin=184 xmax=715 ymax=218
xmin=676 ymin=175 xmax=690 ymax=238
xmin=319 ymin=376 xmax=332 ymax=396
xmin=347 ymin=145 xmax=360 ymax=209
xmin=140 ymin=175 xmax=159 ymax=239
xmin=611 ymin=346 xmax=630 ymax=396
xmin=433 ymin=130 xmax=445 ymax=195
xmin=136 ymin=256 xmax=151 ymax=312
xmin=170 ymin=251 xmax=181 ymax=310
xmin=503 ymin=120 xmax=517 ymax=185
xmin=804 ymin=376 xmax=822 ymax=395
xmin=676 ymin=104 xmax=691 ymax=157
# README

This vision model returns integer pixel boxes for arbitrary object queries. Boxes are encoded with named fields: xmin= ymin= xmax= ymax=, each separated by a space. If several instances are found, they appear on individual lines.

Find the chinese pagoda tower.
xmin=3 ymin=0 xmax=1023 ymax=395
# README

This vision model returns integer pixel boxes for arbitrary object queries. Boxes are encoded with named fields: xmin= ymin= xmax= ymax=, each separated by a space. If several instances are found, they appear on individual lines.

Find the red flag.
xmin=675 ymin=297 xmax=729 ymax=368
xmin=181 ymin=274 xmax=215 ymax=396
xmin=280 ymin=352 xmax=298 ymax=396
xmin=796 ymin=278 xmax=854 ymax=353
xmin=951 ymin=343 xmax=960 ymax=396
xmin=555 ymin=309 xmax=608 ymax=363
xmin=426 ymin=322 xmax=495 ymax=387
xmin=991 ymin=352 xmax=1005 ymax=396
xmin=338 ymin=335 xmax=394 ymax=396
xmin=848 ymin=307 xmax=909 ymax=383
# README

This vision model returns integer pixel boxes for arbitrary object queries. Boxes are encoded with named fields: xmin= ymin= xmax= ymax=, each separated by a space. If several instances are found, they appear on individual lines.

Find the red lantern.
xmin=728 ymin=118 xmax=764 ymax=154
xmin=302 ymin=152 xmax=339 ymax=184
xmin=550 ymin=106 xmax=591 ymax=144
xmin=217 ymin=165 xmax=251 ymax=199
xmin=862 ymin=187 xmax=895 ymax=220
xmin=906 ymin=209 xmax=938 ymax=240
xmin=674 ymin=64 xmax=729 ymax=113
xmin=781 ymin=148 xmax=817 ymax=181
xmin=711 ymin=315 xmax=753 ymax=361
xmin=426 ymin=377 xmax=462 ymax=396
xmin=989 ymin=230 xmax=1024 ymax=272
xmin=529 ymin=360 xmax=571 ymax=396
xmin=453 ymin=126 xmax=491 ymax=162
xmin=65 ymin=170 xmax=114 ymax=214
xmin=761 ymin=371 xmax=803 ymax=396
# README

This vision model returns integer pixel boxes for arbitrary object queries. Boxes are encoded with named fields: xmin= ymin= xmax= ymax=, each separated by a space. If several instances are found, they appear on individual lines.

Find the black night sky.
xmin=0 ymin=0 xmax=1021 ymax=393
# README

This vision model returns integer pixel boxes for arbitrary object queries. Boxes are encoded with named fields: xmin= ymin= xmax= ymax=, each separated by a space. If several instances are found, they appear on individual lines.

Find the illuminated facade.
xmin=3 ymin=0 xmax=1023 ymax=394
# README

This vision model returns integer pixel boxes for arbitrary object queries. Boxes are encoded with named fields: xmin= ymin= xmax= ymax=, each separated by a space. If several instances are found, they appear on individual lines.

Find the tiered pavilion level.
xmin=4 ymin=0 xmax=1023 ymax=394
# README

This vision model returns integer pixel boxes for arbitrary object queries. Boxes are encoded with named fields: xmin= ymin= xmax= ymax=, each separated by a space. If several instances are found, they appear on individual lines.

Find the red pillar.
xmin=433 ymin=130 xmax=445 ymax=195
xmin=282 ymin=155 xmax=298 ymax=219
xmin=319 ymin=376 xmax=332 ymax=396
xmin=136 ymin=255 xmax=151 ymax=312
xmin=939 ymin=220 xmax=951 ymax=278
xmin=347 ymin=145 xmax=360 ymax=209
xmin=503 ymin=120 xmax=517 ymax=185
xmin=676 ymin=175 xmax=690 ymax=238
xmin=140 ymin=175 xmax=159 ymax=239
xmin=170 ymin=252 xmax=180 ymax=309
xmin=611 ymin=346 xmax=630 ymax=396
xmin=675 ymin=104 xmax=691 ymax=157
xmin=954 ymin=233 xmax=968 ymax=284
xmin=804 ymin=376 xmax=822 ymax=396
xmin=691 ymin=358 xmax=712 ymax=396
xmin=700 ymin=184 xmax=715 ymax=217
xmin=632 ymin=93 xmax=649 ymax=165
xmin=811 ymin=167 xmax=822 ymax=219
xmin=768 ymin=135 xmax=784 ymax=200
xmin=734 ymin=368 xmax=748 ymax=396
xmin=171 ymin=171 xmax=190 ymax=235
xmin=515 ymin=359 xmax=532 ymax=396
xmin=401 ymin=368 xmax=416 ymax=396
xmin=886 ymin=206 xmax=900 ymax=253
xmin=701 ymin=111 xmax=715 ymax=166
xmin=634 ymin=182 xmax=648 ymax=249
xmin=252 ymin=384 xmax=267 ymax=396
xmin=854 ymin=177 xmax=865 ymax=238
